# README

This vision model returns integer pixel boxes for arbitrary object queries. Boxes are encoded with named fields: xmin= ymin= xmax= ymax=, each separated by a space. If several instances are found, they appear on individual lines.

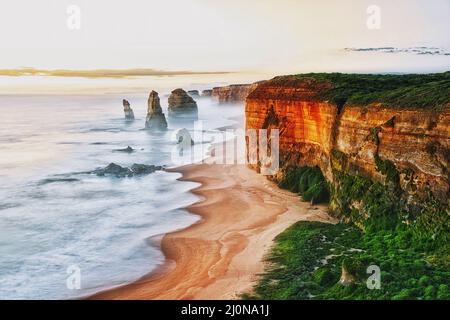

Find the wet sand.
xmin=91 ymin=163 xmax=334 ymax=299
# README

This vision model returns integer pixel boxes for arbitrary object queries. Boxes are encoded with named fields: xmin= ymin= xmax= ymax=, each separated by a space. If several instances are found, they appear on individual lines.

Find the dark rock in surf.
xmin=93 ymin=163 xmax=133 ymax=177
xmin=130 ymin=163 xmax=163 ymax=175
xmin=92 ymin=163 xmax=162 ymax=178
xmin=113 ymin=146 xmax=134 ymax=153
xmin=39 ymin=178 xmax=80 ymax=185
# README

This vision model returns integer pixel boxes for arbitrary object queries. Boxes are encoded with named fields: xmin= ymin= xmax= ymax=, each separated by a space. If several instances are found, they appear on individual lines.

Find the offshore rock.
xmin=145 ymin=91 xmax=168 ymax=130
xmin=187 ymin=90 xmax=200 ymax=97
xmin=201 ymin=89 xmax=213 ymax=97
xmin=92 ymin=163 xmax=162 ymax=178
xmin=123 ymin=99 xmax=135 ymax=120
xmin=113 ymin=146 xmax=134 ymax=153
xmin=168 ymin=88 xmax=198 ymax=118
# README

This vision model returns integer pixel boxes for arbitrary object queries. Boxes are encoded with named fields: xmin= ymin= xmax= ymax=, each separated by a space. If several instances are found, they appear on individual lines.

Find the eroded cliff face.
xmin=212 ymin=83 xmax=259 ymax=103
xmin=246 ymin=76 xmax=450 ymax=225
xmin=335 ymin=105 xmax=450 ymax=203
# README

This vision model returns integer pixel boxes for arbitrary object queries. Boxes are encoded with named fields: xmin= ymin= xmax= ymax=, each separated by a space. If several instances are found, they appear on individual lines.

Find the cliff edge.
xmin=246 ymin=72 xmax=450 ymax=241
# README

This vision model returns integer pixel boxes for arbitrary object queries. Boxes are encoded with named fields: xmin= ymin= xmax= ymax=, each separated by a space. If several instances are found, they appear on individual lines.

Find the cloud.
xmin=344 ymin=47 xmax=450 ymax=56
xmin=0 ymin=67 xmax=233 ymax=78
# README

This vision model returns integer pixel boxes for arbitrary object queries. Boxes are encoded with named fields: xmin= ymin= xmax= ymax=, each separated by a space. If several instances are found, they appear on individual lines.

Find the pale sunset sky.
xmin=0 ymin=0 xmax=449 ymax=74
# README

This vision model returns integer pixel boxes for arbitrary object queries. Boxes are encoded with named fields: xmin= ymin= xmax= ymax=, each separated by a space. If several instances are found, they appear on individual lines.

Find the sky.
xmin=0 ymin=0 xmax=449 ymax=74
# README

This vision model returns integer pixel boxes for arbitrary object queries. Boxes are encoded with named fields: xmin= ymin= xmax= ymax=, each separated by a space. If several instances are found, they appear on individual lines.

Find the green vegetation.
xmin=244 ymin=221 xmax=450 ymax=300
xmin=251 ymin=148 xmax=449 ymax=300
xmin=255 ymin=72 xmax=450 ymax=299
xmin=278 ymin=166 xmax=330 ymax=203
xmin=331 ymin=172 xmax=400 ymax=232
xmin=277 ymin=72 xmax=450 ymax=110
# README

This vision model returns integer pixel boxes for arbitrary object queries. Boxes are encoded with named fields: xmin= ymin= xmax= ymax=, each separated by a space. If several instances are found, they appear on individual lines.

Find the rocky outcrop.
xmin=201 ymin=89 xmax=213 ymax=97
xmin=145 ymin=91 xmax=168 ymax=130
xmin=212 ymin=83 xmax=259 ymax=103
xmin=168 ymin=88 xmax=198 ymax=118
xmin=92 ymin=163 xmax=162 ymax=178
xmin=123 ymin=99 xmax=135 ymax=120
xmin=246 ymin=74 xmax=450 ymax=231
xmin=113 ymin=146 xmax=134 ymax=153
xmin=187 ymin=90 xmax=200 ymax=97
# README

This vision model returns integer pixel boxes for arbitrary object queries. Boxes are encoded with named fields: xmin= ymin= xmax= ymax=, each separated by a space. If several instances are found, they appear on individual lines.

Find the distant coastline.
xmin=0 ymin=67 xmax=234 ymax=78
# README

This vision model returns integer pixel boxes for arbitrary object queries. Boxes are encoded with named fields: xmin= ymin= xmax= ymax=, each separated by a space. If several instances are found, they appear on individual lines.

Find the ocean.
xmin=0 ymin=90 xmax=244 ymax=299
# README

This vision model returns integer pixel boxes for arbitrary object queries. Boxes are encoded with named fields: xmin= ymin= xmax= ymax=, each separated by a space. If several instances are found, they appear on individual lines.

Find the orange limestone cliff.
xmin=212 ymin=83 xmax=260 ymax=103
xmin=246 ymin=74 xmax=450 ymax=220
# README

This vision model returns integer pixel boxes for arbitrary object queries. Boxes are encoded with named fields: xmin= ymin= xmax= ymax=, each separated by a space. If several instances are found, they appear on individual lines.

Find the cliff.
xmin=145 ymin=91 xmax=168 ymax=130
xmin=246 ymin=73 xmax=450 ymax=238
xmin=212 ymin=83 xmax=259 ymax=103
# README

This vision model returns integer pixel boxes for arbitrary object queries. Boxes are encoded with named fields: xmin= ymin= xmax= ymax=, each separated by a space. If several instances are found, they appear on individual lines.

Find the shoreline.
xmin=90 ymin=163 xmax=335 ymax=300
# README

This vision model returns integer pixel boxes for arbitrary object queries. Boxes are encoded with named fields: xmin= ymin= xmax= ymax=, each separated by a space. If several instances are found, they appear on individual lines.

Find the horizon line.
xmin=0 ymin=67 xmax=236 ymax=79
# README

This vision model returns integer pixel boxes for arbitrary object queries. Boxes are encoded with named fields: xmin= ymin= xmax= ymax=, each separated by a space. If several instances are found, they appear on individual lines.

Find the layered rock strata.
xmin=212 ymin=83 xmax=259 ymax=103
xmin=168 ymin=88 xmax=198 ymax=118
xmin=246 ymin=74 xmax=450 ymax=228
xmin=145 ymin=91 xmax=168 ymax=130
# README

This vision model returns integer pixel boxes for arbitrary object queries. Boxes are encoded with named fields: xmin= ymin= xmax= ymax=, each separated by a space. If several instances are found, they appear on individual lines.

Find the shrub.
xmin=245 ymin=221 xmax=450 ymax=300
xmin=279 ymin=166 xmax=330 ymax=203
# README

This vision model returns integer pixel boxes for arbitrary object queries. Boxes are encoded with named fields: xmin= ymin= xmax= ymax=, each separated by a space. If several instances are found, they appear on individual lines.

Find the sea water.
xmin=0 ymin=92 xmax=244 ymax=299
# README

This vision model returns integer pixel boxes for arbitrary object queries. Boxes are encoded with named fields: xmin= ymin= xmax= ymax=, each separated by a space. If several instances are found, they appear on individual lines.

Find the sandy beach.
xmin=91 ymin=163 xmax=334 ymax=300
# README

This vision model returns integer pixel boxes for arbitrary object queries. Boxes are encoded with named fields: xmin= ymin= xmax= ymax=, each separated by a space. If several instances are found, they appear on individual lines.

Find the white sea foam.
xmin=0 ymin=93 xmax=244 ymax=299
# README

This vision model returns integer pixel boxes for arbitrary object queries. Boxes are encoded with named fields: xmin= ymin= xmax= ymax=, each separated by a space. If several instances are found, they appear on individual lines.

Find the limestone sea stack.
xmin=168 ymin=88 xmax=198 ymax=118
xmin=145 ymin=91 xmax=168 ymax=130
xmin=123 ymin=99 xmax=135 ymax=120
xmin=201 ymin=89 xmax=213 ymax=97
xmin=187 ymin=90 xmax=200 ymax=97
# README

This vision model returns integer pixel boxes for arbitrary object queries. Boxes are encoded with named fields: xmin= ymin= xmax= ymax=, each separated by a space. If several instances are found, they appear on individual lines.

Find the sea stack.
xmin=168 ymin=88 xmax=198 ymax=118
xmin=145 ymin=91 xmax=168 ymax=130
xmin=187 ymin=90 xmax=200 ymax=97
xmin=123 ymin=99 xmax=135 ymax=120
xmin=201 ymin=89 xmax=212 ymax=97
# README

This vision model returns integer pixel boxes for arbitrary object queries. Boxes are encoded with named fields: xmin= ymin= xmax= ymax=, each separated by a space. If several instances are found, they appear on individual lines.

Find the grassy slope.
xmin=278 ymin=72 xmax=450 ymax=110
xmin=245 ymin=166 xmax=449 ymax=300
xmin=245 ymin=221 xmax=449 ymax=300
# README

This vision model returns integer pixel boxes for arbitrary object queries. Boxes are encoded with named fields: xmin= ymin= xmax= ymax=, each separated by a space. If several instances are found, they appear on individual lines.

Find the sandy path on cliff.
xmin=91 ymin=163 xmax=335 ymax=300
